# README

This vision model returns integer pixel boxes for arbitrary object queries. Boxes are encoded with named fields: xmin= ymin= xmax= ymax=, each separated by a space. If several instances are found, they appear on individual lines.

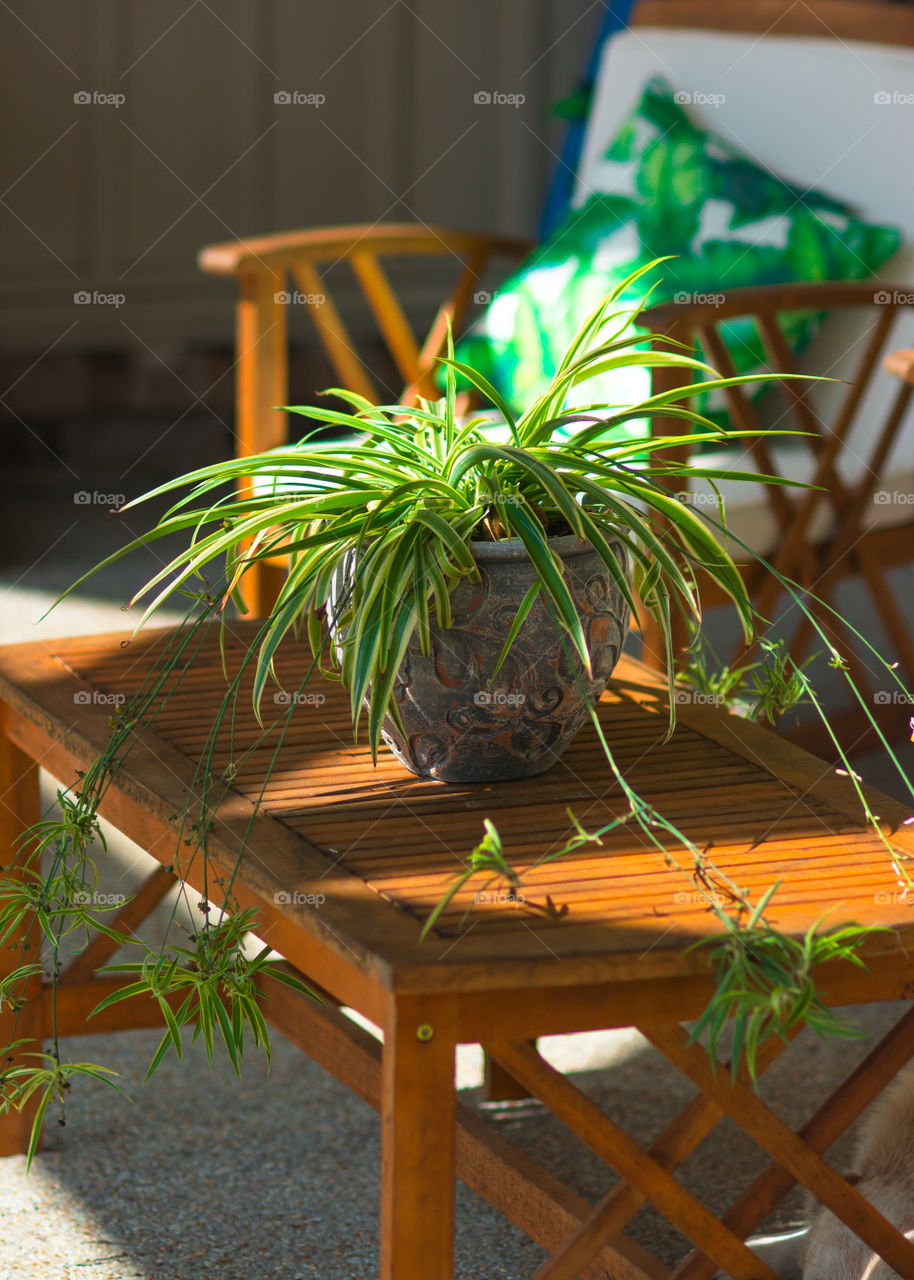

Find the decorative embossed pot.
xmin=375 ymin=534 xmax=631 ymax=783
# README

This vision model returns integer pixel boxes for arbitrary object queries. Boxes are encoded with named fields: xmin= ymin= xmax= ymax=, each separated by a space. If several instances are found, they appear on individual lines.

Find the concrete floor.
xmin=1 ymin=431 xmax=913 ymax=1278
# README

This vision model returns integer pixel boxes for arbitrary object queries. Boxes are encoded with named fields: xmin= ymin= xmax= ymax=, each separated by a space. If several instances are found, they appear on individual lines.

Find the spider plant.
xmin=67 ymin=262 xmax=807 ymax=758
xmin=5 ymin=260 xmax=910 ymax=1136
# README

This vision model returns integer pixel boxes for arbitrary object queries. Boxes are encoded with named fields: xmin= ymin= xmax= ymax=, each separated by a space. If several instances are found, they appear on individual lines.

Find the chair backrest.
xmin=642 ymin=282 xmax=914 ymax=542
xmin=198 ymin=224 xmax=531 ymax=458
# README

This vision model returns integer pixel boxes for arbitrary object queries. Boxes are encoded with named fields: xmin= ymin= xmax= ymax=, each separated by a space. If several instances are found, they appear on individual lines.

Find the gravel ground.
xmin=0 ymin=1024 xmax=544 ymax=1280
xmin=0 ymin=1007 xmax=906 ymax=1280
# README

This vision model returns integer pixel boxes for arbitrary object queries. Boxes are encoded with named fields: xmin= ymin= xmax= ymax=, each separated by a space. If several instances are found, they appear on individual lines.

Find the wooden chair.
xmin=571 ymin=0 xmax=914 ymax=751
xmin=640 ymin=283 xmax=914 ymax=750
xmin=198 ymin=224 xmax=531 ymax=612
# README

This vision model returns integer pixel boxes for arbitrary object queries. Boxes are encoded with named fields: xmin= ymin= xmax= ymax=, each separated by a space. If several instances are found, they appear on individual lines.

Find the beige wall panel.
xmin=0 ymin=0 xmax=598 ymax=349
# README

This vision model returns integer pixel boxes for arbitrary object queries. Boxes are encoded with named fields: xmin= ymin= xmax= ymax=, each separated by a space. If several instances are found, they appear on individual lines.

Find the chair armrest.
xmin=198 ymin=223 xmax=534 ymax=275
xmin=640 ymin=280 xmax=911 ymax=331
xmin=883 ymin=348 xmax=914 ymax=386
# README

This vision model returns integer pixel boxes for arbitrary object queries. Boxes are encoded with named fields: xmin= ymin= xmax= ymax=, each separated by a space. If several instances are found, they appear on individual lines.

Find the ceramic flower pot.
xmin=374 ymin=534 xmax=631 ymax=783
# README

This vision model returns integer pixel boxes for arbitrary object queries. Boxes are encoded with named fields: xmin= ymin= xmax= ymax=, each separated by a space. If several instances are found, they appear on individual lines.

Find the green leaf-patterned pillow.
xmin=453 ymin=77 xmax=901 ymax=439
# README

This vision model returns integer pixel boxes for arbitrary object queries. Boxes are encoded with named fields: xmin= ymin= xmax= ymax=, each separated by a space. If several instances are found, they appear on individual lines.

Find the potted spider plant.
xmin=79 ymin=265 xmax=802 ymax=783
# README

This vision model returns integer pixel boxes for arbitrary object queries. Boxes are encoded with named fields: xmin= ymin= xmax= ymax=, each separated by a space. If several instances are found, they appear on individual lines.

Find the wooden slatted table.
xmin=3 ymin=621 xmax=914 ymax=1279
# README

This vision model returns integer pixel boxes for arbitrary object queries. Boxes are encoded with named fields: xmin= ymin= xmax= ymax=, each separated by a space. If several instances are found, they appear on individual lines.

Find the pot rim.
xmin=468 ymin=533 xmax=623 ymax=561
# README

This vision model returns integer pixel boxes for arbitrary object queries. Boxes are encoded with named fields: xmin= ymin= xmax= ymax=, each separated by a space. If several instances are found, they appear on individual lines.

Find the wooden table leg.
xmin=381 ymin=994 xmax=457 ymax=1280
xmin=0 ymin=718 xmax=44 ymax=1157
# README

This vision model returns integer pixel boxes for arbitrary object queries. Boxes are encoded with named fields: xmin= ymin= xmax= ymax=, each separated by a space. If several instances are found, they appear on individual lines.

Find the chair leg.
xmin=234 ymin=264 xmax=289 ymax=620
xmin=238 ymin=560 xmax=287 ymax=618
xmin=854 ymin=543 xmax=914 ymax=683
xmin=635 ymin=600 xmax=686 ymax=672
xmin=0 ymin=722 xmax=44 ymax=1158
